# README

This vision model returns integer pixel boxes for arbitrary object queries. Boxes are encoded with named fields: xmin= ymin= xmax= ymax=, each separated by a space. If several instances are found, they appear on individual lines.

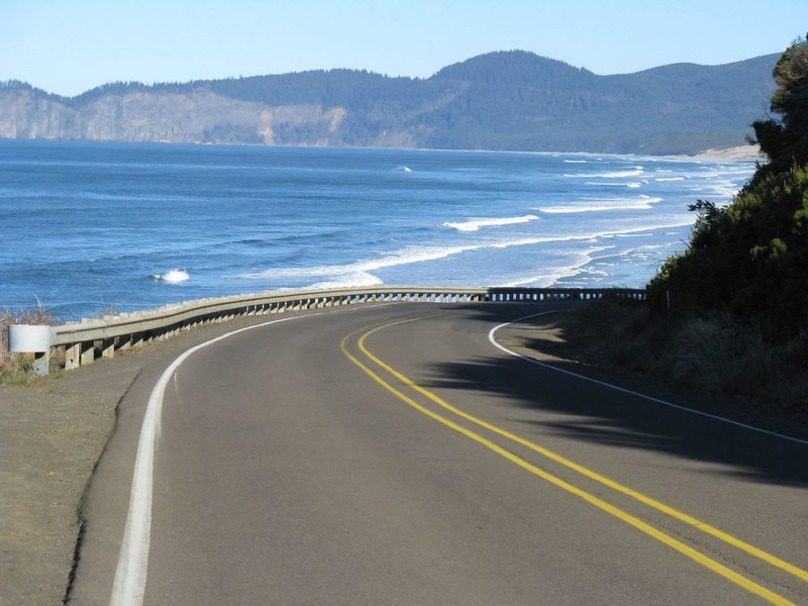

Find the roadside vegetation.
xmin=565 ymin=36 xmax=808 ymax=413
xmin=0 ymin=307 xmax=55 ymax=385
xmin=554 ymin=298 xmax=808 ymax=412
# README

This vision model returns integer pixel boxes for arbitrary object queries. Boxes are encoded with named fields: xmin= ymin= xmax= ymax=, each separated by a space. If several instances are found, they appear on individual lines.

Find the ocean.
xmin=0 ymin=140 xmax=754 ymax=321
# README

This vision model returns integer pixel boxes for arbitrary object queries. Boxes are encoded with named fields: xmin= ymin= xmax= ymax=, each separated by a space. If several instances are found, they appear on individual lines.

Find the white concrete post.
xmin=8 ymin=324 xmax=52 ymax=376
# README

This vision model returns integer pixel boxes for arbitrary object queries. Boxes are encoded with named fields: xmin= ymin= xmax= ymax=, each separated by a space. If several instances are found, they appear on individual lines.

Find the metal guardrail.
xmin=9 ymin=285 xmax=646 ymax=374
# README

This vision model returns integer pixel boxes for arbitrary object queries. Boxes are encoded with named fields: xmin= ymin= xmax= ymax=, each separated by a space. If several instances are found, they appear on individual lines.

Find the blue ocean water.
xmin=0 ymin=141 xmax=754 ymax=321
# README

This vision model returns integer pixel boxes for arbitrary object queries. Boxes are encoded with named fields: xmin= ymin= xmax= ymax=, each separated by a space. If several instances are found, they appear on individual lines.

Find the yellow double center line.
xmin=340 ymin=316 xmax=807 ymax=605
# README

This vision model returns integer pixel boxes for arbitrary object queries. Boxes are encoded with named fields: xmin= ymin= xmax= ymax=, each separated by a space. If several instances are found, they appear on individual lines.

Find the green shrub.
xmin=649 ymin=36 xmax=808 ymax=342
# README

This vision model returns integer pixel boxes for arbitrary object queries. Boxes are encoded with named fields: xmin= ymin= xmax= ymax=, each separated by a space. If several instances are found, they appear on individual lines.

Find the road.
xmin=71 ymin=302 xmax=808 ymax=605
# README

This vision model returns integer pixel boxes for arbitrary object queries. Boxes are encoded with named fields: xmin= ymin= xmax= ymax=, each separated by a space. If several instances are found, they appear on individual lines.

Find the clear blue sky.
xmin=2 ymin=0 xmax=806 ymax=96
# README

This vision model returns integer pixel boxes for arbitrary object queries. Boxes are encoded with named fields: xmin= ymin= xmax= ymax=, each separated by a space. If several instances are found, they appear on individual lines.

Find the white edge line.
xmin=488 ymin=310 xmax=808 ymax=447
xmin=109 ymin=313 xmax=321 ymax=606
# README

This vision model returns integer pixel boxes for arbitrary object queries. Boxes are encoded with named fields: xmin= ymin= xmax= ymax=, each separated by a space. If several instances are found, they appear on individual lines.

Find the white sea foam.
xmin=242 ymin=221 xmax=693 ymax=286
xmin=511 ymin=237 xmax=687 ymax=289
xmin=709 ymin=181 xmax=741 ymax=197
xmin=443 ymin=214 xmax=539 ymax=232
xmin=569 ymin=168 xmax=645 ymax=179
xmin=585 ymin=181 xmax=639 ymax=188
xmin=563 ymin=159 xmax=587 ymax=164
xmin=499 ymin=245 xmax=613 ymax=288
xmin=655 ymin=176 xmax=685 ymax=182
xmin=152 ymin=269 xmax=190 ymax=283
xmin=309 ymin=272 xmax=384 ymax=290
xmin=498 ymin=271 xmax=573 ymax=288
xmin=599 ymin=169 xmax=645 ymax=178
xmin=243 ymin=245 xmax=474 ymax=280
xmin=536 ymin=195 xmax=662 ymax=214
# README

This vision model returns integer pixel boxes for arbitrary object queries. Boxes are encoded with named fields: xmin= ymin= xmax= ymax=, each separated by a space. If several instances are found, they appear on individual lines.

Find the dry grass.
xmin=560 ymin=299 xmax=808 ymax=411
xmin=0 ymin=307 xmax=56 ymax=384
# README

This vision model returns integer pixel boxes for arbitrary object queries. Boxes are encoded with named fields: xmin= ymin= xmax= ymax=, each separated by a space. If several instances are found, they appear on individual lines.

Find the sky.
xmin=2 ymin=0 xmax=807 ymax=97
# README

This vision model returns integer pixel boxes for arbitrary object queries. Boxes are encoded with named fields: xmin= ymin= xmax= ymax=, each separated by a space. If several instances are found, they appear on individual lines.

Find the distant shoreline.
xmin=0 ymin=137 xmax=762 ymax=163
xmin=676 ymin=144 xmax=762 ymax=162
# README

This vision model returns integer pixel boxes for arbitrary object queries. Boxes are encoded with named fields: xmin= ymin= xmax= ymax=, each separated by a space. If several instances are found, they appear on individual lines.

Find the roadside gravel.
xmin=0 ymin=356 xmax=140 ymax=605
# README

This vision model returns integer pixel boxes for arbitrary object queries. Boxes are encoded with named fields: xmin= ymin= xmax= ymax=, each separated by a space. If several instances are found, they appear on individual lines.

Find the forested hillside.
xmin=649 ymin=36 xmax=808 ymax=342
xmin=0 ymin=50 xmax=779 ymax=154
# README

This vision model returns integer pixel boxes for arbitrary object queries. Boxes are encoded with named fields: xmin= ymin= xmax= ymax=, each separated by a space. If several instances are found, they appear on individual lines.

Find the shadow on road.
xmin=419 ymin=303 xmax=808 ymax=488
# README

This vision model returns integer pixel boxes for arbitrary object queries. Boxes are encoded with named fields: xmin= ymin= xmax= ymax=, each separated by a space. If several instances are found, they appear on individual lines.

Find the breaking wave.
xmin=442 ymin=214 xmax=539 ymax=232
xmin=536 ymin=195 xmax=662 ymax=214
xmin=242 ymin=221 xmax=692 ymax=288
xmin=568 ymin=166 xmax=645 ymax=179
xmin=152 ymin=269 xmax=190 ymax=283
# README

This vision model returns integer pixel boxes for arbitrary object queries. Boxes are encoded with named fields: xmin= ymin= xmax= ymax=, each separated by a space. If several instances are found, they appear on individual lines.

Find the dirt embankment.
xmin=0 ymin=359 xmax=140 ymax=605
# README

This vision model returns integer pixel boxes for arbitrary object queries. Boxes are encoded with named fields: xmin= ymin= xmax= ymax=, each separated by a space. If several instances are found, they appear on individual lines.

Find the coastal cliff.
xmin=0 ymin=50 xmax=780 ymax=154
xmin=0 ymin=87 xmax=351 ymax=146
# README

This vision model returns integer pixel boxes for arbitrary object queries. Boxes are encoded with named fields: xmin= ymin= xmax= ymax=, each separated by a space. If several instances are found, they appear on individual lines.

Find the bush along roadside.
xmin=640 ymin=36 xmax=808 ymax=413
xmin=648 ymin=35 xmax=808 ymax=346
xmin=557 ymin=298 xmax=808 ymax=413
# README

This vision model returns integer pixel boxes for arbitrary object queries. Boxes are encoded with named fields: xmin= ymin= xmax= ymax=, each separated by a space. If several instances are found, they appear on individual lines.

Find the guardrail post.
xmin=101 ymin=338 xmax=115 ymax=359
xmin=80 ymin=341 xmax=96 ymax=366
xmin=117 ymin=334 xmax=132 ymax=352
xmin=65 ymin=344 xmax=79 ymax=370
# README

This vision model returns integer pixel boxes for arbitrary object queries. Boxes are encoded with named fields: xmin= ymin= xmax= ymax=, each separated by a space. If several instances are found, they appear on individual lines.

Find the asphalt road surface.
xmin=71 ymin=302 xmax=808 ymax=605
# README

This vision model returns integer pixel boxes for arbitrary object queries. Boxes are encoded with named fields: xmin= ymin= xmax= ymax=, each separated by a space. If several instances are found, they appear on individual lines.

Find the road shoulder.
xmin=496 ymin=310 xmax=808 ymax=442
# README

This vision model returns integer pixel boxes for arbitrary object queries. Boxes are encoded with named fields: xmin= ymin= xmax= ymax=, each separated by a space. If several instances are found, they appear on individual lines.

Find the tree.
xmin=752 ymin=35 xmax=808 ymax=178
xmin=648 ymin=37 xmax=808 ymax=341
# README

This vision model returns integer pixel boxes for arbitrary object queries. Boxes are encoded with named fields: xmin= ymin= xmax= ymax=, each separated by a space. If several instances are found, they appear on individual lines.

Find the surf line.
xmin=109 ymin=313 xmax=322 ymax=606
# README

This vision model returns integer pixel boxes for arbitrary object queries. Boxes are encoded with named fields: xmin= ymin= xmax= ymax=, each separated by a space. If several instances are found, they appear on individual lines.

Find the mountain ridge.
xmin=0 ymin=50 xmax=781 ymax=154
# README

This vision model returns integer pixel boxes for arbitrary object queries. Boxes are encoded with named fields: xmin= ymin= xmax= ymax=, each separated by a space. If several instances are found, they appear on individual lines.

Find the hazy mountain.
xmin=0 ymin=50 xmax=779 ymax=154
